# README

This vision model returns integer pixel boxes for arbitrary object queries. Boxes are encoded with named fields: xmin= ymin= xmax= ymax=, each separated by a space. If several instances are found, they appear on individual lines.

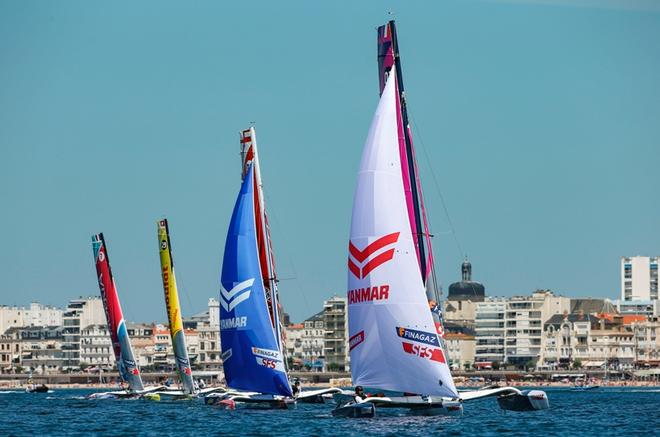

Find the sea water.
xmin=1 ymin=387 xmax=659 ymax=436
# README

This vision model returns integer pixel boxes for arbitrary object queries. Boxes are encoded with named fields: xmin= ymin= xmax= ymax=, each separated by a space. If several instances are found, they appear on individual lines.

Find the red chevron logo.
xmin=348 ymin=232 xmax=400 ymax=279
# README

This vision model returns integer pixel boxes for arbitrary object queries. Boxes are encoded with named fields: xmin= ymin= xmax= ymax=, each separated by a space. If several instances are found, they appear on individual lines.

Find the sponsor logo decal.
xmin=221 ymin=348 xmax=232 ymax=362
xmin=396 ymin=327 xmax=440 ymax=347
xmin=348 ymin=232 xmax=400 ymax=279
xmin=252 ymin=347 xmax=280 ymax=359
xmin=401 ymin=342 xmax=446 ymax=363
xmin=348 ymin=285 xmax=390 ymax=304
xmin=98 ymin=250 xmax=105 ymax=262
xmin=220 ymin=278 xmax=254 ymax=312
xmin=349 ymin=331 xmax=365 ymax=351
xmin=220 ymin=316 xmax=247 ymax=329
xmin=252 ymin=347 xmax=283 ymax=370
xmin=161 ymin=239 xmax=167 ymax=250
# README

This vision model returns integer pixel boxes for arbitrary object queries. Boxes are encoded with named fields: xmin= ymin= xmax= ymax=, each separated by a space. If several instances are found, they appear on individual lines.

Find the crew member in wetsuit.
xmin=354 ymin=385 xmax=368 ymax=402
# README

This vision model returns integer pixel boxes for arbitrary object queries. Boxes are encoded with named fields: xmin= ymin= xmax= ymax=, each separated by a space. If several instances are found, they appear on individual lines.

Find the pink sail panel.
xmin=406 ymin=124 xmax=435 ymax=282
xmin=394 ymin=80 xmax=422 ymax=272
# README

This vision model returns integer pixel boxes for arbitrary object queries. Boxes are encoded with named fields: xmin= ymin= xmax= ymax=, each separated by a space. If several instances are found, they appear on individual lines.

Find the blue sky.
xmin=1 ymin=0 xmax=659 ymax=323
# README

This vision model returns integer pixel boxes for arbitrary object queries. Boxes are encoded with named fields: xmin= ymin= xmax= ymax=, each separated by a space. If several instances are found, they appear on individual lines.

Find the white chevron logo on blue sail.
xmin=220 ymin=278 xmax=254 ymax=312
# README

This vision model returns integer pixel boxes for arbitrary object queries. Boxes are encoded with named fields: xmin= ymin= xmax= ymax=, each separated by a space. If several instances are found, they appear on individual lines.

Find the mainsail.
xmin=219 ymin=163 xmax=293 ymax=397
xmin=347 ymin=68 xmax=457 ymax=397
xmin=157 ymin=219 xmax=195 ymax=394
xmin=92 ymin=233 xmax=145 ymax=392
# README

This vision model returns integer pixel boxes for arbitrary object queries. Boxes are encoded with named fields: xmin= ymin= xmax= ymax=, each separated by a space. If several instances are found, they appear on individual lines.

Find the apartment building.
xmin=62 ymin=297 xmax=105 ymax=370
xmin=80 ymin=324 xmax=114 ymax=369
xmin=474 ymin=298 xmax=505 ymax=367
xmin=323 ymin=296 xmax=348 ymax=371
xmin=621 ymin=256 xmax=659 ymax=301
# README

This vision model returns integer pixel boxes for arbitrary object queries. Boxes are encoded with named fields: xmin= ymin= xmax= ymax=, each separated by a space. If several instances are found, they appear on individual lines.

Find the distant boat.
xmin=156 ymin=219 xmax=197 ymax=397
xmin=88 ymin=233 xmax=160 ymax=400
xmin=571 ymin=385 xmax=600 ymax=391
xmin=25 ymin=383 xmax=48 ymax=393
xmin=155 ymin=219 xmax=225 ymax=399
xmin=335 ymin=20 xmax=549 ymax=417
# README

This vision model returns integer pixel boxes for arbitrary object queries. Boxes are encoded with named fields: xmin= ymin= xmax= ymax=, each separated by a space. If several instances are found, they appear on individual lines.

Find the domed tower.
xmin=448 ymin=258 xmax=485 ymax=302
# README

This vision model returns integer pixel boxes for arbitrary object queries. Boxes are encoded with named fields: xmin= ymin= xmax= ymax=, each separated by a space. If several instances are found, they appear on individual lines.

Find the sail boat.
xmin=205 ymin=159 xmax=293 ymax=408
xmin=205 ymin=127 xmax=342 ymax=407
xmin=155 ymin=218 xmax=197 ymax=397
xmin=334 ymin=20 xmax=549 ymax=416
xmin=88 ymin=233 xmax=159 ymax=399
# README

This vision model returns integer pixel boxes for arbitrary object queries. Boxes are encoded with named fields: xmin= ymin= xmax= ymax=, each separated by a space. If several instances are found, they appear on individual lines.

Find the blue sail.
xmin=219 ymin=164 xmax=293 ymax=397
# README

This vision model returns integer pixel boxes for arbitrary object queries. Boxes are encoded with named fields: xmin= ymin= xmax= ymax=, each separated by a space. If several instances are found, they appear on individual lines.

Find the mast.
xmin=378 ymin=20 xmax=445 ymax=334
xmin=91 ymin=233 xmax=145 ymax=392
xmin=239 ymin=128 xmax=285 ymax=354
xmin=157 ymin=218 xmax=196 ymax=394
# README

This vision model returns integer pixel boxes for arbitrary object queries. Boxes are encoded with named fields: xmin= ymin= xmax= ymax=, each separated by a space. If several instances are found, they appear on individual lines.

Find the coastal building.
xmin=323 ymin=296 xmax=349 ymax=371
xmin=184 ymin=329 xmax=199 ymax=366
xmin=447 ymin=259 xmax=485 ymax=302
xmin=301 ymin=311 xmax=325 ymax=371
xmin=474 ymin=298 xmax=505 ymax=367
xmin=0 ymin=302 xmax=63 ymax=335
xmin=539 ymin=312 xmax=596 ymax=369
xmin=621 ymin=256 xmax=659 ymax=301
xmin=153 ymin=325 xmax=173 ymax=370
xmin=613 ymin=299 xmax=659 ymax=317
xmin=504 ymin=290 xmax=570 ymax=367
xmin=11 ymin=326 xmax=65 ymax=374
xmin=127 ymin=323 xmax=156 ymax=368
xmin=196 ymin=299 xmax=221 ymax=371
xmin=284 ymin=323 xmax=304 ymax=368
xmin=0 ymin=334 xmax=16 ymax=372
xmin=631 ymin=317 xmax=660 ymax=366
xmin=445 ymin=332 xmax=475 ymax=370
xmin=197 ymin=323 xmax=221 ymax=370
xmin=80 ymin=324 xmax=114 ymax=369
xmin=589 ymin=317 xmax=635 ymax=370
xmin=62 ymin=297 xmax=105 ymax=370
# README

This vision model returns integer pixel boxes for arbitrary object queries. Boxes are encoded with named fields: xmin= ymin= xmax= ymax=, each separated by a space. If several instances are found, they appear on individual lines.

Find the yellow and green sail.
xmin=157 ymin=218 xmax=195 ymax=394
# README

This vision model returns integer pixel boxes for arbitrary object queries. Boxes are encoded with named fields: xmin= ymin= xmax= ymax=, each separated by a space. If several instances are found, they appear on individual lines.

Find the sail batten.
xmin=348 ymin=67 xmax=457 ymax=398
xmin=92 ymin=233 xmax=145 ymax=393
xmin=157 ymin=219 xmax=196 ymax=394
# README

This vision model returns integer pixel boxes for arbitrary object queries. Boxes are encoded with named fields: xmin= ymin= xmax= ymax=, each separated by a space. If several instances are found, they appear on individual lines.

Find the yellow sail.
xmin=157 ymin=218 xmax=195 ymax=394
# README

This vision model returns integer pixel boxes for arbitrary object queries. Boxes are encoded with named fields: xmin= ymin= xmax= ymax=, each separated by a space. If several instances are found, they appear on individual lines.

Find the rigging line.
xmin=260 ymin=188 xmax=312 ymax=320
xmin=408 ymin=111 xmax=465 ymax=260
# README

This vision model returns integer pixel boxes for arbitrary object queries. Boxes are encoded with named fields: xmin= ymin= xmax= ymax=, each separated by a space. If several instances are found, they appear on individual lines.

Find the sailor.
xmin=291 ymin=379 xmax=301 ymax=396
xmin=354 ymin=385 xmax=368 ymax=402
xmin=198 ymin=378 xmax=206 ymax=389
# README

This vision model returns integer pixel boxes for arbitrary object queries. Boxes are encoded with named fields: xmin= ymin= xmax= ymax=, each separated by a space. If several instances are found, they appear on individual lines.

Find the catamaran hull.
xmin=204 ymin=392 xmax=295 ymax=409
xmin=332 ymin=395 xmax=462 ymax=418
xmin=332 ymin=403 xmax=376 ymax=418
xmin=496 ymin=390 xmax=549 ymax=412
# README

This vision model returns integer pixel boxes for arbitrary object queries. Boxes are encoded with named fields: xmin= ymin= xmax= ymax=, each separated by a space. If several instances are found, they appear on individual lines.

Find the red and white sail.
xmin=347 ymin=70 xmax=457 ymax=398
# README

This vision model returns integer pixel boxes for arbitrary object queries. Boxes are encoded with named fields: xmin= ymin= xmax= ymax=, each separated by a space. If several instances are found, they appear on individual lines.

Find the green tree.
xmin=572 ymin=359 xmax=582 ymax=369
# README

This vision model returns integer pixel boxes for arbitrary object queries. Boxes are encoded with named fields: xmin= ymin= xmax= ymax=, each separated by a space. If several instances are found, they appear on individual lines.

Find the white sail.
xmin=347 ymin=71 xmax=458 ymax=398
